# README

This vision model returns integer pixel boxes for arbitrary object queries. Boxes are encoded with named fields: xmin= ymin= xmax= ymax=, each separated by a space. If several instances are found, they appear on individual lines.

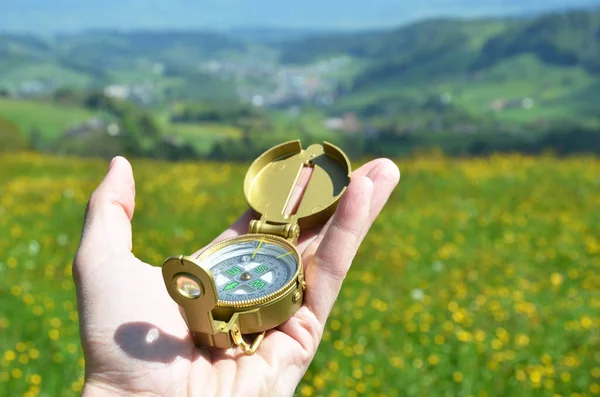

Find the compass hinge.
xmin=249 ymin=219 xmax=300 ymax=243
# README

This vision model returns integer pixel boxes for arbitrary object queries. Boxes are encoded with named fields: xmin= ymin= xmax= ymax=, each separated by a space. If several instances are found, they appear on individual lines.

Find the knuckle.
xmin=312 ymin=253 xmax=349 ymax=282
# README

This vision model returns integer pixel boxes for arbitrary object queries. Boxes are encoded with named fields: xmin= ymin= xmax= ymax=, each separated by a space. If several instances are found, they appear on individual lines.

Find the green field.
xmin=0 ymin=63 xmax=93 ymax=89
xmin=168 ymin=122 xmax=243 ymax=154
xmin=0 ymin=98 xmax=96 ymax=142
xmin=0 ymin=152 xmax=598 ymax=396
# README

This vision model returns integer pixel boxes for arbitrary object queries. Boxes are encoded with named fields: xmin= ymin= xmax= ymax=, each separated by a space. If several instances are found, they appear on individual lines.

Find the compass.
xmin=162 ymin=140 xmax=351 ymax=355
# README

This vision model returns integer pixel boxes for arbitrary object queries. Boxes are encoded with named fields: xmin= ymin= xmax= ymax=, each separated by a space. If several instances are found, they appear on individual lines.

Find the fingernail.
xmin=109 ymin=157 xmax=118 ymax=170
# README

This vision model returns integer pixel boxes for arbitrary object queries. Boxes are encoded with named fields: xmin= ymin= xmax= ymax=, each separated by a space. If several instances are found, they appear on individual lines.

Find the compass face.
xmin=201 ymin=239 xmax=299 ymax=302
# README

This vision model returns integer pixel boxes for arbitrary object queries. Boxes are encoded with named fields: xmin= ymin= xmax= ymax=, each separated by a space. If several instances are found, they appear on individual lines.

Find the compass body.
xmin=162 ymin=140 xmax=351 ymax=354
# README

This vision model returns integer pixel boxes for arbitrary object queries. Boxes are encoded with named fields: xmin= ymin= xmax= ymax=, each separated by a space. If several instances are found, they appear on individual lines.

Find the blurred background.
xmin=1 ymin=1 xmax=599 ymax=396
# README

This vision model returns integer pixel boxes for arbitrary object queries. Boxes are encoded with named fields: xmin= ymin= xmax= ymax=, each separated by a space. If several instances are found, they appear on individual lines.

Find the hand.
xmin=74 ymin=155 xmax=399 ymax=397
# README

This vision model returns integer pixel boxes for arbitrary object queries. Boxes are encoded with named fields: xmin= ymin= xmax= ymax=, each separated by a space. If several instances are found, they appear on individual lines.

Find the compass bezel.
xmin=194 ymin=234 xmax=302 ymax=309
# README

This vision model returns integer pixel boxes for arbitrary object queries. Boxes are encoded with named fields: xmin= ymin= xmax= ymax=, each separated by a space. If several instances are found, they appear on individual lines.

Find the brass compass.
xmin=162 ymin=140 xmax=351 ymax=355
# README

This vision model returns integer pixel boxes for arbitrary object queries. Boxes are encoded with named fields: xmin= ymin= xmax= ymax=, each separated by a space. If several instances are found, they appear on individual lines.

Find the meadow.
xmin=0 ymin=99 xmax=97 ymax=143
xmin=0 ymin=151 xmax=599 ymax=397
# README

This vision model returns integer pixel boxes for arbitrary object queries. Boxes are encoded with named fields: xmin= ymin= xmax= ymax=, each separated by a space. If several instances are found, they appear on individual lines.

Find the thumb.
xmin=74 ymin=156 xmax=136 ymax=273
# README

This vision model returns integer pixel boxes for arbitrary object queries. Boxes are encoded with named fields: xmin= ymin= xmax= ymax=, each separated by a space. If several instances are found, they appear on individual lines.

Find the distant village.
xmin=1 ymin=53 xmax=539 ymax=138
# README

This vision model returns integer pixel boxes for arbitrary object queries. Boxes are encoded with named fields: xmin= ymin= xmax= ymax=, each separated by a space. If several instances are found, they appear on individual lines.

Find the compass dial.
xmin=201 ymin=239 xmax=299 ymax=302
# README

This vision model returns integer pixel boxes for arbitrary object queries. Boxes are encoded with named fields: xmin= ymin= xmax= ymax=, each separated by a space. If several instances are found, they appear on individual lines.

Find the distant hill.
xmin=226 ymin=28 xmax=341 ymax=43
xmin=1 ymin=6 xmax=600 ymax=125
xmin=0 ymin=30 xmax=252 ymax=100
xmin=280 ymin=8 xmax=600 ymax=82
xmin=0 ymin=30 xmax=250 ymax=77
xmin=53 ymin=30 xmax=248 ymax=67
xmin=273 ymin=8 xmax=600 ymax=124
xmin=474 ymin=8 xmax=600 ymax=73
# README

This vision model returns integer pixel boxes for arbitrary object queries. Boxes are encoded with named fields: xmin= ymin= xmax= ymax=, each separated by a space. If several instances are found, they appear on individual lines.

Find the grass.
xmin=0 ymin=98 xmax=96 ymax=142
xmin=168 ymin=122 xmax=243 ymax=154
xmin=0 ymin=63 xmax=92 ymax=89
xmin=0 ymin=152 xmax=599 ymax=396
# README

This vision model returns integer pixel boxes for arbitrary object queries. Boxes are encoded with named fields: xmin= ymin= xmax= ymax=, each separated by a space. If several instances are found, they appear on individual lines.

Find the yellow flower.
xmin=3 ymin=350 xmax=16 ymax=361
xmin=11 ymin=368 xmax=23 ymax=379
xmin=328 ymin=361 xmax=338 ymax=371
xmin=29 ymin=374 xmax=42 ymax=385
xmin=453 ymin=372 xmax=464 ymax=383
xmin=474 ymin=329 xmax=486 ymax=342
xmin=452 ymin=310 xmax=465 ymax=323
xmin=540 ymin=354 xmax=552 ymax=365
xmin=48 ymin=329 xmax=60 ymax=340
xmin=550 ymin=273 xmax=563 ymax=287
xmin=329 ymin=319 xmax=341 ymax=330
xmin=355 ymin=382 xmax=366 ymax=393
xmin=568 ymin=269 xmax=579 ymax=279
xmin=427 ymin=355 xmax=440 ymax=366
xmin=333 ymin=340 xmax=344 ymax=350
xmin=529 ymin=370 xmax=542 ymax=386
xmin=300 ymin=385 xmax=314 ymax=397
xmin=352 ymin=369 xmax=363 ymax=379
xmin=495 ymin=327 xmax=509 ymax=343
xmin=390 ymin=356 xmax=404 ymax=368
xmin=443 ymin=321 xmax=454 ymax=332
xmin=352 ymin=344 xmax=365 ymax=355
xmin=516 ymin=334 xmax=529 ymax=347
xmin=492 ymin=339 xmax=503 ymax=350
xmin=581 ymin=315 xmax=593 ymax=329
xmin=28 ymin=349 xmax=40 ymax=359
xmin=457 ymin=330 xmax=473 ymax=342
xmin=312 ymin=374 xmax=325 ymax=390
xmin=10 ymin=285 xmax=22 ymax=296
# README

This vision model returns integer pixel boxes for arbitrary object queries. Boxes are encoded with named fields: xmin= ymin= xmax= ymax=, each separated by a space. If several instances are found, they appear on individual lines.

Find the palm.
xmin=74 ymin=157 xmax=399 ymax=397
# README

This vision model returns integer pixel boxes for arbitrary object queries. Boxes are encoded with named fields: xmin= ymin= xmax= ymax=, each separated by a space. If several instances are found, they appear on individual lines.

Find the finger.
xmin=299 ymin=158 xmax=400 ymax=260
xmin=74 ymin=156 xmax=136 ymax=272
xmin=304 ymin=175 xmax=373 ymax=324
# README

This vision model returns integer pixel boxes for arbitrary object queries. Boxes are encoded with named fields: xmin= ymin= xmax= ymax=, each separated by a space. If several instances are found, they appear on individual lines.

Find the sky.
xmin=2 ymin=0 xmax=600 ymax=33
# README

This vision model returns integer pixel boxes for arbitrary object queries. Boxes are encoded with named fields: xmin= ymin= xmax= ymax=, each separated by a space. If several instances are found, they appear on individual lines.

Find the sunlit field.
xmin=1 ymin=152 xmax=599 ymax=397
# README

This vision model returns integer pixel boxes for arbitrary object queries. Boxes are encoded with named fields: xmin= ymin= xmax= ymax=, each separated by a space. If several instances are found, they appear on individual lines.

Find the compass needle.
xmin=251 ymin=239 xmax=264 ymax=259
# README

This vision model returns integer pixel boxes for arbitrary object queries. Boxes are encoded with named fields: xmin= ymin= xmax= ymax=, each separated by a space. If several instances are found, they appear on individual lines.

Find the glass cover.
xmin=203 ymin=239 xmax=298 ymax=302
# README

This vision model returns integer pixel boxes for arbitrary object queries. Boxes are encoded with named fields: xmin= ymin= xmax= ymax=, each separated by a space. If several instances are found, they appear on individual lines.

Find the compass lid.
xmin=243 ymin=140 xmax=352 ymax=228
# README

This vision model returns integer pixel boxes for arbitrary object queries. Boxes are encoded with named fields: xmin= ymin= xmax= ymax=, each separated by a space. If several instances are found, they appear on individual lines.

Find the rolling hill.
xmin=0 ymin=30 xmax=258 ymax=102
xmin=1 ymin=6 xmax=600 ymax=128
xmin=275 ymin=8 xmax=600 ymax=124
